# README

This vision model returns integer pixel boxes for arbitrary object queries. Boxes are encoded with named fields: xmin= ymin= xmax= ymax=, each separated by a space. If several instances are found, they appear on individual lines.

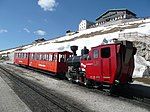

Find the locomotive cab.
xmin=81 ymin=40 xmax=136 ymax=85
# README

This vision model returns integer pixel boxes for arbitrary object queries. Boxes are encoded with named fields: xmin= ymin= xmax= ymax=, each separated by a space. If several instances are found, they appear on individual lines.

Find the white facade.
xmin=79 ymin=20 xmax=94 ymax=31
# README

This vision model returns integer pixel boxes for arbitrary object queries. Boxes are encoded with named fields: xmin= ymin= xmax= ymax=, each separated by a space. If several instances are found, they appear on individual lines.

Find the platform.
xmin=0 ymin=76 xmax=32 ymax=112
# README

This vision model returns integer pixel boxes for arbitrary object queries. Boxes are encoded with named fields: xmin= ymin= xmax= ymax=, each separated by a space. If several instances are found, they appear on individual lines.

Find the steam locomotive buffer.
xmin=66 ymin=40 xmax=136 ymax=90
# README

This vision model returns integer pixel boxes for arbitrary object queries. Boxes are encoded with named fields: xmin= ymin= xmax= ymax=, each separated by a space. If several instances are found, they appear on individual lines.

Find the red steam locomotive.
xmin=14 ymin=40 xmax=136 ymax=89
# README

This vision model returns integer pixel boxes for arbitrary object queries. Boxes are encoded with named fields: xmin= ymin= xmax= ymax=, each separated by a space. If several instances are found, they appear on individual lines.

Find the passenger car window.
xmin=49 ymin=54 xmax=52 ymax=61
xmin=93 ymin=49 xmax=99 ymax=58
xmin=101 ymin=47 xmax=110 ymax=58
xmin=59 ymin=54 xmax=66 ymax=62
xmin=36 ymin=54 xmax=40 ymax=60
xmin=53 ymin=54 xmax=57 ymax=61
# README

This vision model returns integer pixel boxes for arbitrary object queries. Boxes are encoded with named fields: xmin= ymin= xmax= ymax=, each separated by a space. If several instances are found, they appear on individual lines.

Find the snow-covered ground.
xmin=1 ymin=18 xmax=150 ymax=77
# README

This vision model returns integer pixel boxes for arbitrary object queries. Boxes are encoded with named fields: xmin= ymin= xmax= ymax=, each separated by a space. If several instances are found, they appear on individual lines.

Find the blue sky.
xmin=0 ymin=0 xmax=150 ymax=50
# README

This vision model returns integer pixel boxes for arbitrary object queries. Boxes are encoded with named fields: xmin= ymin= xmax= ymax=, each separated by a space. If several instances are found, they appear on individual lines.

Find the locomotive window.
xmin=93 ymin=49 xmax=99 ymax=58
xmin=101 ymin=47 xmax=110 ymax=58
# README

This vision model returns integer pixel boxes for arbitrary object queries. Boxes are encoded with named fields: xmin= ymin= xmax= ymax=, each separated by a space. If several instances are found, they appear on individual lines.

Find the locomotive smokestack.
xmin=70 ymin=46 xmax=78 ymax=56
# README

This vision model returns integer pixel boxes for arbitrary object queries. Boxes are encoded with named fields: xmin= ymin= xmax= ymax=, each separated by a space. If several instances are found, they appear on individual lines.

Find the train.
xmin=14 ymin=40 xmax=137 ymax=90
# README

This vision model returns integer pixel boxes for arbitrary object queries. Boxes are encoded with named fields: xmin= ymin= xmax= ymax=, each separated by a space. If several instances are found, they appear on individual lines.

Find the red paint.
xmin=14 ymin=52 xmax=29 ymax=66
xmin=14 ymin=51 xmax=72 ymax=75
xmin=81 ymin=42 xmax=135 ymax=85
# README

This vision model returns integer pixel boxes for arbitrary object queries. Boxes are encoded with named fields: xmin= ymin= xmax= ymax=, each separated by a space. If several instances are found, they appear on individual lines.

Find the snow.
xmin=133 ymin=55 xmax=150 ymax=77
xmin=121 ymin=23 xmax=150 ymax=35
xmin=21 ymin=18 xmax=150 ymax=53
xmin=1 ymin=18 xmax=150 ymax=77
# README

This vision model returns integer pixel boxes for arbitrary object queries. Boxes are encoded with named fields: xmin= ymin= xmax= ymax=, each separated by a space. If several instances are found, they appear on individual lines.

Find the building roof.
xmin=80 ymin=19 xmax=95 ymax=24
xmin=96 ymin=9 xmax=136 ymax=21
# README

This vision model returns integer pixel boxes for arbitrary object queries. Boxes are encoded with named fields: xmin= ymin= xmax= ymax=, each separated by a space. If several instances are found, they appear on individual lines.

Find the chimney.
xmin=70 ymin=46 xmax=78 ymax=56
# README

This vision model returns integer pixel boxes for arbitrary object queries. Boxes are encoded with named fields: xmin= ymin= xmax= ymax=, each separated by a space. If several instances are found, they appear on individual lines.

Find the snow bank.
xmin=121 ymin=23 xmax=150 ymax=35
xmin=133 ymin=55 xmax=150 ymax=77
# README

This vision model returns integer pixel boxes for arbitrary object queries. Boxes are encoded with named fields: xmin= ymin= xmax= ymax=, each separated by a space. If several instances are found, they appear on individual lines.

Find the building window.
xmin=124 ymin=14 xmax=126 ymax=18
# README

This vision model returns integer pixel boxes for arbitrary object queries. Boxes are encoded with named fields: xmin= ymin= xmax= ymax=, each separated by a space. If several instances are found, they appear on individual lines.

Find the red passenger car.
xmin=29 ymin=51 xmax=72 ymax=75
xmin=14 ymin=52 xmax=29 ymax=66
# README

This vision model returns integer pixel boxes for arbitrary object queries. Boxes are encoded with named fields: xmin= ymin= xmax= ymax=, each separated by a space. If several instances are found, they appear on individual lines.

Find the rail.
xmin=0 ymin=65 xmax=86 ymax=112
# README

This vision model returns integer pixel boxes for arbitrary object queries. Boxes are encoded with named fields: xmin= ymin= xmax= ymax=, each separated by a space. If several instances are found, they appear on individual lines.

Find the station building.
xmin=78 ymin=9 xmax=137 ymax=31
xmin=96 ymin=9 xmax=137 ymax=26
xmin=79 ymin=20 xmax=95 ymax=31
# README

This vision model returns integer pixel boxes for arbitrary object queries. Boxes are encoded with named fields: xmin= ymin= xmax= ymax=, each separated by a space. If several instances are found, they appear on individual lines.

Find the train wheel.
xmin=66 ymin=72 xmax=71 ymax=81
xmin=84 ymin=78 xmax=92 ymax=88
xmin=110 ymin=85 xmax=116 ymax=94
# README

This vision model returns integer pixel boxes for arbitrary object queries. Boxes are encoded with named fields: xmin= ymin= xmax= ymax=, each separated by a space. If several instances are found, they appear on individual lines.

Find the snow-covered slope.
xmin=0 ymin=18 xmax=150 ymax=77
xmin=133 ymin=55 xmax=150 ymax=77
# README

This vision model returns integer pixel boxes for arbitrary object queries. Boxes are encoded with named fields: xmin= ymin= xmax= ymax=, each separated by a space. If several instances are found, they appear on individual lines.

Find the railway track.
xmin=1 ymin=63 xmax=150 ymax=110
xmin=16 ymin=64 xmax=150 ymax=106
xmin=0 ymin=65 xmax=89 ymax=112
